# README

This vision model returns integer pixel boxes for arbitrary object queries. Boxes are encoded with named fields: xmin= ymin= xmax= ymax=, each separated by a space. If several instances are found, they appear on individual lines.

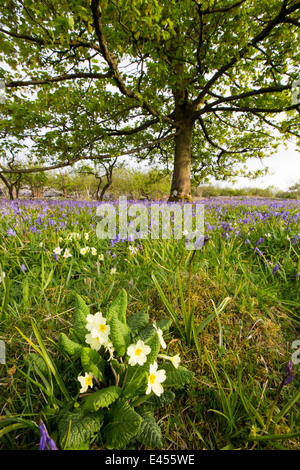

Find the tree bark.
xmin=169 ymin=117 xmax=194 ymax=202
xmin=0 ymin=173 xmax=14 ymax=200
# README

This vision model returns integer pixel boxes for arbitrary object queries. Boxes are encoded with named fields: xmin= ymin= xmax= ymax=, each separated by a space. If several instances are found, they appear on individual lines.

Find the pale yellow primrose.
xmin=146 ymin=361 xmax=166 ymax=397
xmin=127 ymin=340 xmax=151 ymax=366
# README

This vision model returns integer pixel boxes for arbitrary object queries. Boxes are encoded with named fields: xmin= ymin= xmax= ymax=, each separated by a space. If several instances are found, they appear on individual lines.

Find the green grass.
xmin=0 ymin=198 xmax=299 ymax=450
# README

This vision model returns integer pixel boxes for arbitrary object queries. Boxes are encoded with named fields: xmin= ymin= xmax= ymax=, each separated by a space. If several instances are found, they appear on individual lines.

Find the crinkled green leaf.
xmin=138 ymin=323 xmax=156 ymax=342
xmin=102 ymin=399 xmax=142 ymax=449
xmin=156 ymin=318 xmax=172 ymax=332
xmin=83 ymin=385 xmax=122 ymax=412
xmin=109 ymin=314 xmax=131 ymax=357
xmin=163 ymin=363 xmax=195 ymax=387
xmin=127 ymin=309 xmax=149 ymax=336
xmin=59 ymin=332 xmax=82 ymax=358
xmin=147 ymin=389 xmax=176 ymax=408
xmin=105 ymin=289 xmax=127 ymax=324
xmin=75 ymin=294 xmax=90 ymax=317
xmin=136 ymin=410 xmax=162 ymax=448
xmin=80 ymin=347 xmax=106 ymax=382
xmin=58 ymin=406 xmax=104 ymax=449
xmin=74 ymin=295 xmax=89 ymax=343
xmin=122 ymin=370 xmax=148 ymax=399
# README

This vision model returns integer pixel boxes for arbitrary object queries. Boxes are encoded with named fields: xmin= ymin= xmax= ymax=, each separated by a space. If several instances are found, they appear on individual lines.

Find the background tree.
xmin=289 ymin=180 xmax=300 ymax=199
xmin=0 ymin=0 xmax=300 ymax=200
xmin=76 ymin=157 xmax=119 ymax=201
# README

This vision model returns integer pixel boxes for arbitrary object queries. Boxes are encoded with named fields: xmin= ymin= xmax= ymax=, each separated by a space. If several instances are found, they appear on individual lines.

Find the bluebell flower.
xmin=20 ymin=264 xmax=27 ymax=272
xmin=7 ymin=228 xmax=17 ymax=236
xmin=256 ymin=237 xmax=265 ymax=246
xmin=291 ymin=235 xmax=300 ymax=245
xmin=254 ymin=247 xmax=263 ymax=256
xmin=272 ymin=264 xmax=280 ymax=275
xmin=283 ymin=361 xmax=295 ymax=385
xmin=39 ymin=420 xmax=58 ymax=450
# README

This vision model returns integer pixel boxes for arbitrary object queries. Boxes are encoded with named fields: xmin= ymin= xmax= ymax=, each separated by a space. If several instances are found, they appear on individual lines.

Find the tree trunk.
xmin=99 ymin=181 xmax=112 ymax=201
xmin=169 ymin=117 xmax=194 ymax=202
xmin=0 ymin=173 xmax=14 ymax=200
xmin=8 ymin=185 xmax=14 ymax=200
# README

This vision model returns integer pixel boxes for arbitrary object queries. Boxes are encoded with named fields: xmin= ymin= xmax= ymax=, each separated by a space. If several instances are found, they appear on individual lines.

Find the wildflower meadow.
xmin=0 ymin=196 xmax=299 ymax=450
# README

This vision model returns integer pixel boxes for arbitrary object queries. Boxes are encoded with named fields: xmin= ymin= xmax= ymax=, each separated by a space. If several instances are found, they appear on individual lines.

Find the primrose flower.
xmin=91 ymin=312 xmax=110 ymax=340
xmin=78 ymin=372 xmax=94 ymax=393
xmin=85 ymin=312 xmax=110 ymax=350
xmin=85 ymin=334 xmax=103 ymax=351
xmin=53 ymin=247 xmax=62 ymax=256
xmin=146 ymin=361 xmax=166 ymax=397
xmin=110 ymin=267 xmax=117 ymax=275
xmin=170 ymin=354 xmax=181 ymax=368
xmin=127 ymin=340 xmax=151 ymax=366
xmin=84 ymin=233 xmax=89 ymax=241
xmin=91 ymin=247 xmax=97 ymax=255
xmin=80 ymin=247 xmax=89 ymax=255
xmin=153 ymin=324 xmax=166 ymax=349
xmin=158 ymin=353 xmax=181 ymax=369
xmin=63 ymin=248 xmax=72 ymax=258
xmin=99 ymin=254 xmax=104 ymax=261
xmin=86 ymin=311 xmax=103 ymax=331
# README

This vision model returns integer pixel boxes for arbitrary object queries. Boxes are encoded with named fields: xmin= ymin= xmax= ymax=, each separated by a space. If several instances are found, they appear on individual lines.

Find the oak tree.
xmin=1 ymin=0 xmax=300 ymax=200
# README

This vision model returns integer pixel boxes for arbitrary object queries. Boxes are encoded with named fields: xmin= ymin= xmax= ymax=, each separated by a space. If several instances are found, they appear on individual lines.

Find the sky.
xmin=212 ymin=142 xmax=300 ymax=191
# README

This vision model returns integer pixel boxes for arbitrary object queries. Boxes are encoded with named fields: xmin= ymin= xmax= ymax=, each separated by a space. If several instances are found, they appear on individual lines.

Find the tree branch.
xmin=5 ymin=71 xmax=113 ymax=88
xmin=191 ymin=1 xmax=300 ymax=110
xmin=204 ymin=103 xmax=299 ymax=113
xmin=0 ymin=130 xmax=180 ymax=175
xmin=203 ymin=0 xmax=247 ymax=15
xmin=197 ymin=83 xmax=293 ymax=115
xmin=90 ymin=0 xmax=176 ymax=127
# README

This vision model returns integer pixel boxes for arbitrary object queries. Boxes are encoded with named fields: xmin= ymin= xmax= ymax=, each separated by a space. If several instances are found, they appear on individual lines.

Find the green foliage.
xmin=80 ymin=347 xmax=106 ymax=381
xmin=83 ymin=386 xmax=122 ymax=412
xmin=10 ymin=289 xmax=194 ymax=450
xmin=58 ymin=406 xmax=105 ymax=450
xmin=102 ymin=399 xmax=143 ymax=449
xmin=1 ymin=0 xmax=300 ymax=196
xmin=0 ymin=197 xmax=299 ymax=450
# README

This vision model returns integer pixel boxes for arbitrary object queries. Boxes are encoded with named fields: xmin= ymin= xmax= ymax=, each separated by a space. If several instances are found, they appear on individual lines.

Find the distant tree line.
xmin=0 ymin=165 xmax=298 ymax=201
